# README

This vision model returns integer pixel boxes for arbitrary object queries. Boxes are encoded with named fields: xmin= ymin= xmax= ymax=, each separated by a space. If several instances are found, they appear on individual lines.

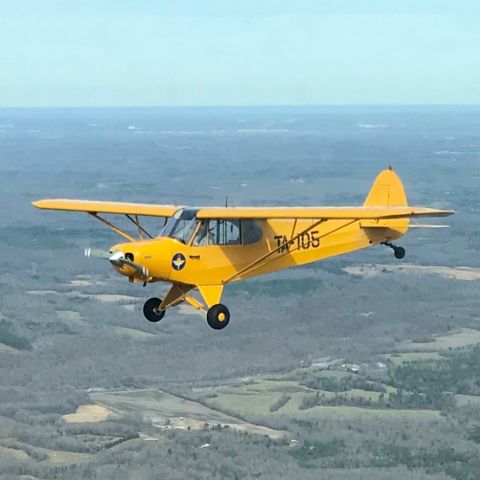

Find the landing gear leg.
xmin=143 ymin=297 xmax=166 ymax=323
xmin=207 ymin=304 xmax=230 ymax=330
xmin=381 ymin=241 xmax=406 ymax=260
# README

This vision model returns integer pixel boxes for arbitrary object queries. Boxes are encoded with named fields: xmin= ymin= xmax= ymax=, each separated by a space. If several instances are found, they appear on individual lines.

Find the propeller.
xmin=85 ymin=248 xmax=149 ymax=278
xmin=84 ymin=248 xmax=110 ymax=259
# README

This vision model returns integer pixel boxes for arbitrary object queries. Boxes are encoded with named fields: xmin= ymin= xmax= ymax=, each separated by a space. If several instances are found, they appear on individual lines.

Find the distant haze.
xmin=1 ymin=1 xmax=479 ymax=107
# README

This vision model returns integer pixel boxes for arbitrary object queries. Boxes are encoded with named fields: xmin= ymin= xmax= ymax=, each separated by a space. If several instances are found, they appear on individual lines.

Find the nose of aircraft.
xmin=102 ymin=238 xmax=174 ymax=282
xmin=107 ymin=243 xmax=149 ymax=278
xmin=108 ymin=250 xmax=125 ymax=267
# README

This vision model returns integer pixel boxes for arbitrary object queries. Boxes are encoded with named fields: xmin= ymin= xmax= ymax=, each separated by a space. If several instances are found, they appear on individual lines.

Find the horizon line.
xmin=0 ymin=103 xmax=479 ymax=109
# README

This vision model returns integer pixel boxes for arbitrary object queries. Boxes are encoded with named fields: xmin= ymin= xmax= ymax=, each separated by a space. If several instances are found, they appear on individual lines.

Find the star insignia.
xmin=172 ymin=253 xmax=186 ymax=271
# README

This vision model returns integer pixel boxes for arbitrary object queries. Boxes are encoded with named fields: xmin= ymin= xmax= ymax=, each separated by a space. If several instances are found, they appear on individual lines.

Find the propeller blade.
xmin=85 ymin=248 xmax=111 ymax=259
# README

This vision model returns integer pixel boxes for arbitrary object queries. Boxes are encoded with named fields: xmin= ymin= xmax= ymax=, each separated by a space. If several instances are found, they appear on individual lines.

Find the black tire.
xmin=207 ymin=304 xmax=230 ymax=330
xmin=143 ymin=297 xmax=166 ymax=323
xmin=394 ymin=246 xmax=406 ymax=259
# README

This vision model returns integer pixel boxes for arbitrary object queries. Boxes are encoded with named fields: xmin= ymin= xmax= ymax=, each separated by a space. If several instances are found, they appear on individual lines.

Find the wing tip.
xmin=32 ymin=199 xmax=58 ymax=209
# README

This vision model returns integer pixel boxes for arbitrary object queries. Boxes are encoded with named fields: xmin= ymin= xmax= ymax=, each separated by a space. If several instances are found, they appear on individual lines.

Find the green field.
xmin=91 ymin=389 xmax=287 ymax=439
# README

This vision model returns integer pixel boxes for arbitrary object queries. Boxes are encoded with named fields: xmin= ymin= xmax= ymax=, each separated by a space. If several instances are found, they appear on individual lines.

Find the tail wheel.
xmin=382 ymin=241 xmax=406 ymax=260
xmin=207 ymin=304 xmax=230 ymax=330
xmin=143 ymin=297 xmax=166 ymax=323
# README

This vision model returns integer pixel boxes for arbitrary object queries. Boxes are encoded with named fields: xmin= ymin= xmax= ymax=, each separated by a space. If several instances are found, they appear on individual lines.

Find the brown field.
xmin=62 ymin=404 xmax=112 ymax=423
xmin=0 ymin=445 xmax=30 ymax=460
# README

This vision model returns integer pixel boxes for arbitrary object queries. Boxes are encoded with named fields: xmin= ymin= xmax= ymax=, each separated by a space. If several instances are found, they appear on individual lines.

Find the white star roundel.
xmin=172 ymin=253 xmax=186 ymax=271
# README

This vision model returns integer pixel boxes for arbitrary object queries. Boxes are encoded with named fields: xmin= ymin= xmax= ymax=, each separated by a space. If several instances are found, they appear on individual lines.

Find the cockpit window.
xmin=161 ymin=208 xmax=199 ymax=244
xmin=193 ymin=219 xmax=262 ymax=246
xmin=162 ymin=210 xmax=263 ymax=246
xmin=193 ymin=220 xmax=209 ymax=246
xmin=212 ymin=219 xmax=241 ymax=245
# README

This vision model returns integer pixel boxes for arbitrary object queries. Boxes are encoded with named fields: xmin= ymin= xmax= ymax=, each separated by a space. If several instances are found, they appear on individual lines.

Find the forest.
xmin=0 ymin=106 xmax=479 ymax=479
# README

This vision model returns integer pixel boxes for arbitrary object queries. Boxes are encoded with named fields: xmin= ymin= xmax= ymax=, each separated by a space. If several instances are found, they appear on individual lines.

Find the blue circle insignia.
xmin=172 ymin=253 xmax=186 ymax=271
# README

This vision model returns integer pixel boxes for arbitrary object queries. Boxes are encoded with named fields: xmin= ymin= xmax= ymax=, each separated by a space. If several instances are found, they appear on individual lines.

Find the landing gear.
xmin=207 ymin=304 xmax=230 ymax=330
xmin=143 ymin=297 xmax=166 ymax=323
xmin=142 ymin=295 xmax=230 ymax=330
xmin=382 ymin=241 xmax=406 ymax=260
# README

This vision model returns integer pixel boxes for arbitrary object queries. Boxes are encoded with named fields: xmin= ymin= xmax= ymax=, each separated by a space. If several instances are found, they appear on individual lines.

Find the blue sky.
xmin=1 ymin=1 xmax=479 ymax=106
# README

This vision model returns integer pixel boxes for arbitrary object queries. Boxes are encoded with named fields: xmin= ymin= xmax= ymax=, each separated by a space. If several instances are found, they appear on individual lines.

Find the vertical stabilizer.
xmin=363 ymin=167 xmax=408 ymax=207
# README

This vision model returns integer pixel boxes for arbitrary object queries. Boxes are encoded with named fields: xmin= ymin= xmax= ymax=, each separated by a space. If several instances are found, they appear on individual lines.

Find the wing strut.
xmin=88 ymin=213 xmax=136 ymax=242
xmin=87 ymin=213 xmax=156 ymax=242
xmin=126 ymin=214 xmax=154 ymax=239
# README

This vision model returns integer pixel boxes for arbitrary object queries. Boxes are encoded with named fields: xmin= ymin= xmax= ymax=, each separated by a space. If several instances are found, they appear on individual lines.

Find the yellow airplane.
xmin=33 ymin=168 xmax=453 ymax=330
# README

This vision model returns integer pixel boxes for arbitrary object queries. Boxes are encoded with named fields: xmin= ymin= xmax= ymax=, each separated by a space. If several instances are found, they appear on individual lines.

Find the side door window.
xmin=193 ymin=220 xmax=242 ymax=246
xmin=220 ymin=220 xmax=241 ymax=245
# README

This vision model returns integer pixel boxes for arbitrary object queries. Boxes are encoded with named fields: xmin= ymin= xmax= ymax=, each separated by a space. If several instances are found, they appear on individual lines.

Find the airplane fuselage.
xmin=111 ymin=217 xmax=407 ymax=286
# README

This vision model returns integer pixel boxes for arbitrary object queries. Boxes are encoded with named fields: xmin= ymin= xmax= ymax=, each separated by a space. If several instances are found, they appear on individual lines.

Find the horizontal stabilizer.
xmin=361 ymin=222 xmax=449 ymax=229
xmin=408 ymin=224 xmax=449 ymax=229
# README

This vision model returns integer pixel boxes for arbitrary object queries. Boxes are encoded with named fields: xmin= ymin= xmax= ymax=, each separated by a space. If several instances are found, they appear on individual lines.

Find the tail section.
xmin=361 ymin=167 xmax=453 ymax=249
xmin=363 ymin=167 xmax=407 ymax=207
xmin=363 ymin=167 xmax=409 ymax=237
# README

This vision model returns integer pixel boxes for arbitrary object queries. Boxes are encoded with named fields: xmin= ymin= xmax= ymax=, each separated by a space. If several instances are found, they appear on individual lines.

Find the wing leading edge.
xmin=32 ymin=199 xmax=179 ymax=217
xmin=196 ymin=206 xmax=454 ymax=220
xmin=33 ymin=201 xmax=453 ymax=220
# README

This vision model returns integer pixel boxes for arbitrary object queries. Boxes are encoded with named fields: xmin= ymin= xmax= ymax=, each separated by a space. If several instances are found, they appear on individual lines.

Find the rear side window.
xmin=241 ymin=220 xmax=262 ymax=244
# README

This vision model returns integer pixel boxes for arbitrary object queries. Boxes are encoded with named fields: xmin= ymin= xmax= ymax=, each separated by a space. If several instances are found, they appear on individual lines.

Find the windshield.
xmin=160 ymin=208 xmax=199 ymax=244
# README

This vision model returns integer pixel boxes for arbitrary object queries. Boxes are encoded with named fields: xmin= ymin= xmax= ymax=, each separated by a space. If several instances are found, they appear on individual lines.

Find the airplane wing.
xmin=32 ymin=199 xmax=179 ymax=217
xmin=196 ymin=206 xmax=454 ymax=220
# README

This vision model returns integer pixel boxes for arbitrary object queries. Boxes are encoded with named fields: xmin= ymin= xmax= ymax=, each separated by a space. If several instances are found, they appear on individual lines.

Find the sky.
xmin=1 ymin=0 xmax=479 ymax=107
